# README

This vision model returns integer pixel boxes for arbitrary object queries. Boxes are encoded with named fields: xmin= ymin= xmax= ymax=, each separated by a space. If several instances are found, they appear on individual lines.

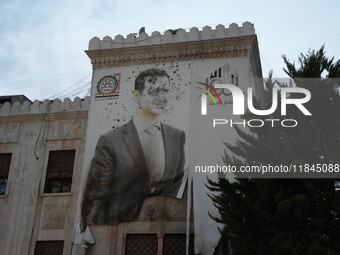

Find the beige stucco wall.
xmin=0 ymin=97 xmax=89 ymax=255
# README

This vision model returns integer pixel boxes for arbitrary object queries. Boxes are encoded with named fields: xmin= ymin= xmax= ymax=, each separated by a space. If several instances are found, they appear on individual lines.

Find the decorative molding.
xmin=0 ymin=111 xmax=88 ymax=123
xmin=135 ymin=192 xmax=191 ymax=222
xmin=86 ymin=35 xmax=258 ymax=69
xmin=41 ymin=203 xmax=67 ymax=230
xmin=137 ymin=196 xmax=156 ymax=221
xmin=166 ymin=196 xmax=187 ymax=221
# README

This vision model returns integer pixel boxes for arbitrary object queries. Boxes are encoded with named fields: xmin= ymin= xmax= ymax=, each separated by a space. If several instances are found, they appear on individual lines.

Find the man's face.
xmin=138 ymin=75 xmax=170 ymax=114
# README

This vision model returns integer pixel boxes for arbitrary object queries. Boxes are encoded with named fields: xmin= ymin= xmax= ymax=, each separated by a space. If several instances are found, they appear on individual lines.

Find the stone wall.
xmin=0 ymin=97 xmax=89 ymax=255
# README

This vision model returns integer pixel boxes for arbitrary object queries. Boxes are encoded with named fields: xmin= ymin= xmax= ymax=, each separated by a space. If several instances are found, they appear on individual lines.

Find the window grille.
xmin=163 ymin=234 xmax=195 ymax=255
xmin=34 ymin=241 xmax=64 ymax=255
xmin=125 ymin=234 xmax=157 ymax=255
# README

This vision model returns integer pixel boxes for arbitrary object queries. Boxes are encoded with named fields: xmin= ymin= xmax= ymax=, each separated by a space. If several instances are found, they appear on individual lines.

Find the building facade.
xmin=0 ymin=98 xmax=89 ymax=255
xmin=0 ymin=22 xmax=262 ymax=255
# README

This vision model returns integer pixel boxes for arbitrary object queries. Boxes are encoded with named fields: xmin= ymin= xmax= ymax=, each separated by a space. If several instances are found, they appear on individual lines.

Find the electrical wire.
xmin=9 ymin=94 xmax=89 ymax=185
xmin=260 ymin=54 xmax=278 ymax=78
xmin=34 ymin=101 xmax=50 ymax=160
xmin=83 ymin=88 xmax=91 ymax=97
xmin=56 ymin=82 xmax=91 ymax=100
xmin=48 ymin=73 xmax=91 ymax=100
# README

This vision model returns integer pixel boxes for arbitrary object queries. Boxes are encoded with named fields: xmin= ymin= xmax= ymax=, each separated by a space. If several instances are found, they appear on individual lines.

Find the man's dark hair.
xmin=135 ymin=68 xmax=170 ymax=92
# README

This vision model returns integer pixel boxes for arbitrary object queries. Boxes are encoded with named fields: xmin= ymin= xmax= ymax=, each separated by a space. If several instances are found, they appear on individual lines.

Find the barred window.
xmin=34 ymin=241 xmax=64 ymax=255
xmin=44 ymin=150 xmax=75 ymax=193
xmin=164 ymin=234 xmax=195 ymax=255
xmin=0 ymin=153 xmax=12 ymax=195
xmin=125 ymin=234 xmax=157 ymax=255
xmin=124 ymin=234 xmax=195 ymax=255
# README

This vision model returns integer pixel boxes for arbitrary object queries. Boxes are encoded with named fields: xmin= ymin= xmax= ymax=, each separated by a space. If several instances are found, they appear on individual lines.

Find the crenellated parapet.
xmin=85 ymin=22 xmax=261 ymax=73
xmin=89 ymin=22 xmax=255 ymax=50
xmin=0 ymin=97 xmax=90 ymax=120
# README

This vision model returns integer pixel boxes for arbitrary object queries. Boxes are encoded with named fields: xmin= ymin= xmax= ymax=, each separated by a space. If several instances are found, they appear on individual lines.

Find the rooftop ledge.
xmin=0 ymin=96 xmax=90 ymax=116
xmin=88 ymin=22 xmax=255 ymax=51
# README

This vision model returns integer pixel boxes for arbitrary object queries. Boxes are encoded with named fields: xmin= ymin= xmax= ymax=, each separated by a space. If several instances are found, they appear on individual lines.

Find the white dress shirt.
xmin=133 ymin=114 xmax=165 ymax=193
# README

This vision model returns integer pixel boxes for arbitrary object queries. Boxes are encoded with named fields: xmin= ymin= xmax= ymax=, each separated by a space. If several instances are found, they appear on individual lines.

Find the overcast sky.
xmin=0 ymin=0 xmax=339 ymax=101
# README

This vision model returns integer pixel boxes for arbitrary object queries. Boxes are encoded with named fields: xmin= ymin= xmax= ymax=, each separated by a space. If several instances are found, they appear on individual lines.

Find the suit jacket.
xmin=81 ymin=120 xmax=185 ymax=226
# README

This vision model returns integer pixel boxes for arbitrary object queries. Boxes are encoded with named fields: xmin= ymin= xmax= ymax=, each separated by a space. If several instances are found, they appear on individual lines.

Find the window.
xmin=125 ymin=234 xmax=157 ymax=255
xmin=44 ymin=150 xmax=75 ymax=193
xmin=124 ymin=234 xmax=195 ymax=255
xmin=0 ymin=153 xmax=12 ymax=195
xmin=34 ymin=241 xmax=64 ymax=255
xmin=163 ymin=234 xmax=195 ymax=255
xmin=231 ymin=74 xmax=239 ymax=87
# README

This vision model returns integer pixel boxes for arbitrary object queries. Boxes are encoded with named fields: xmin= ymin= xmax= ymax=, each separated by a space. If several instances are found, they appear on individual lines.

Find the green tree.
xmin=209 ymin=46 xmax=340 ymax=255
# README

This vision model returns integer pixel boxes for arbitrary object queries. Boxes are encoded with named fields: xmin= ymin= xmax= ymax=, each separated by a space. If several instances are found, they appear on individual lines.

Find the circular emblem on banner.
xmin=97 ymin=76 xmax=118 ymax=94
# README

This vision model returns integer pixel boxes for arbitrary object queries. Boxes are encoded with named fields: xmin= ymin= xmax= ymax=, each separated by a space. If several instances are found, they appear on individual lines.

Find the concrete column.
xmin=109 ymin=225 xmax=118 ymax=255
xmin=157 ymin=233 xmax=164 ymax=255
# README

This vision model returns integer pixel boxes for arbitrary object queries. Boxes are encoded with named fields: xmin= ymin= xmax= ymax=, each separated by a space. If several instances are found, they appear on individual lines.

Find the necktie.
xmin=145 ymin=125 xmax=164 ymax=192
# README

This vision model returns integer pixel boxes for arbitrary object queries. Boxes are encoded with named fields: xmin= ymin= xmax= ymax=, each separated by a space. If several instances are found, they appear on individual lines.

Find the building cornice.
xmin=0 ymin=111 xmax=88 ymax=124
xmin=86 ymin=35 xmax=260 ymax=71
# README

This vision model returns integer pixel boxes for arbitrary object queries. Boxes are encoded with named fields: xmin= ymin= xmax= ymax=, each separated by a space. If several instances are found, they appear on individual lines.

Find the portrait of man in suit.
xmin=81 ymin=68 xmax=186 ymax=226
